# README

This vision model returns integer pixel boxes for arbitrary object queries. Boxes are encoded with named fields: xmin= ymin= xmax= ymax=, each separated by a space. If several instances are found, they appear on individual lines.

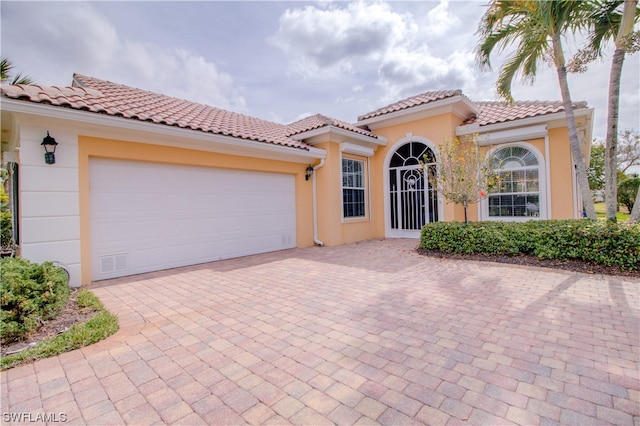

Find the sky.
xmin=1 ymin=0 xmax=639 ymax=141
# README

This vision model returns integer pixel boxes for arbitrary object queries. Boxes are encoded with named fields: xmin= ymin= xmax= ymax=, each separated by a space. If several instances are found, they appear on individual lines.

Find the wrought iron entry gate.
xmin=388 ymin=142 xmax=438 ymax=235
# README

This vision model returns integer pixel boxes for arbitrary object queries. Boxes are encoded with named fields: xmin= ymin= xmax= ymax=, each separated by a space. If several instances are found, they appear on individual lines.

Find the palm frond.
xmin=11 ymin=73 xmax=33 ymax=85
xmin=1 ymin=57 xmax=34 ymax=85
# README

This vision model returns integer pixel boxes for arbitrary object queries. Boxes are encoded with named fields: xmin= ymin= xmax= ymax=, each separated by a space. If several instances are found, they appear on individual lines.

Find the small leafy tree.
xmin=589 ymin=130 xmax=640 ymax=206
xmin=588 ymin=142 xmax=606 ymax=191
xmin=618 ymin=176 xmax=639 ymax=213
xmin=424 ymin=136 xmax=498 ymax=224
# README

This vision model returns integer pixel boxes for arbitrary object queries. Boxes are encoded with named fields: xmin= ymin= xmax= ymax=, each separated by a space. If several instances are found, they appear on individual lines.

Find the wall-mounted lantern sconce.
xmin=41 ymin=131 xmax=58 ymax=165
xmin=305 ymin=165 xmax=314 ymax=181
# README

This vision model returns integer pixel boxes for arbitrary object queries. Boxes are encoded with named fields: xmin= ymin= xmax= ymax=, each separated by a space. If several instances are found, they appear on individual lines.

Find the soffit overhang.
xmin=356 ymin=96 xmax=480 ymax=130
xmin=457 ymin=107 xmax=594 ymax=147
xmin=290 ymin=125 xmax=387 ymax=152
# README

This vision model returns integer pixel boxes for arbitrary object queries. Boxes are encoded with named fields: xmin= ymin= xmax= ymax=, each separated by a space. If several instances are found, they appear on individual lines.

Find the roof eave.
xmin=290 ymin=125 xmax=387 ymax=146
xmin=356 ymin=95 xmax=480 ymax=130
xmin=2 ymin=98 xmax=326 ymax=162
xmin=456 ymin=107 xmax=595 ymax=136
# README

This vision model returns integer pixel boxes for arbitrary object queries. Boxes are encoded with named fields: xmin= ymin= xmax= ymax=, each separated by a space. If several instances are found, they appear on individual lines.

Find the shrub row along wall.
xmin=420 ymin=220 xmax=640 ymax=270
xmin=0 ymin=258 xmax=70 ymax=342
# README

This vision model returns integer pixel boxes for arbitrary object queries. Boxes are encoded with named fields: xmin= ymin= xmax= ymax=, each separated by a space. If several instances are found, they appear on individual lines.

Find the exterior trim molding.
xmin=290 ymin=125 xmax=386 ymax=147
xmin=475 ymin=125 xmax=548 ymax=146
xmin=340 ymin=142 xmax=375 ymax=157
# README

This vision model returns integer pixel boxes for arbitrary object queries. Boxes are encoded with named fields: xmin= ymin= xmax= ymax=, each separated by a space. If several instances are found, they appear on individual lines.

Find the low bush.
xmin=0 ymin=289 xmax=119 ymax=370
xmin=420 ymin=219 xmax=640 ymax=270
xmin=0 ymin=258 xmax=70 ymax=342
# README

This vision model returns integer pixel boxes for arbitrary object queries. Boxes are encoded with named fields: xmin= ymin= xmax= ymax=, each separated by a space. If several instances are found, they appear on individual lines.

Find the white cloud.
xmin=426 ymin=0 xmax=462 ymax=37
xmin=1 ymin=2 xmax=245 ymax=111
xmin=271 ymin=0 xmax=477 ymax=105
xmin=270 ymin=1 xmax=414 ymax=77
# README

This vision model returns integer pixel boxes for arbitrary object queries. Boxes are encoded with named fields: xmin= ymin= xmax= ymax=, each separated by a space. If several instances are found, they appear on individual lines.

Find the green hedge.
xmin=0 ymin=258 xmax=70 ymax=341
xmin=419 ymin=219 xmax=640 ymax=270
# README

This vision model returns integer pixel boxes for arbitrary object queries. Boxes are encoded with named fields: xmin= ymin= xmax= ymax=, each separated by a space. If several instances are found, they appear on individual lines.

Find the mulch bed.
xmin=417 ymin=249 xmax=640 ymax=278
xmin=1 ymin=291 xmax=100 ymax=357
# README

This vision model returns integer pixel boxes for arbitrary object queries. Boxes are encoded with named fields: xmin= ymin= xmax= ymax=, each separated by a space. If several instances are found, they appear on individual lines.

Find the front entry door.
xmin=388 ymin=142 xmax=438 ymax=238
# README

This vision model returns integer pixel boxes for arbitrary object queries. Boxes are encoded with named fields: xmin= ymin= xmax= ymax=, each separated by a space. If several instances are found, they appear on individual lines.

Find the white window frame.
xmin=479 ymin=142 xmax=548 ymax=221
xmin=341 ymin=157 xmax=367 ymax=220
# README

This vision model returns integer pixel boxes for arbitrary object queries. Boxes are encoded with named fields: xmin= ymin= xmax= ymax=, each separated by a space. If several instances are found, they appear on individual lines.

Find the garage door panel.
xmin=93 ymin=221 xmax=131 ymax=247
xmin=90 ymin=158 xmax=296 ymax=280
xmin=93 ymin=193 xmax=131 ymax=217
xmin=132 ymin=247 xmax=167 ymax=270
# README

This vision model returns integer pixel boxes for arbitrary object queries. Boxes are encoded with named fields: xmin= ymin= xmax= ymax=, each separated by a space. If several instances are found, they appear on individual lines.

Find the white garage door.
xmin=90 ymin=158 xmax=296 ymax=280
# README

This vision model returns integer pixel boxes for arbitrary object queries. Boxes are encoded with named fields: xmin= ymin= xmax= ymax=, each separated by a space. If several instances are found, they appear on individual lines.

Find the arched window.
xmin=488 ymin=146 xmax=541 ymax=218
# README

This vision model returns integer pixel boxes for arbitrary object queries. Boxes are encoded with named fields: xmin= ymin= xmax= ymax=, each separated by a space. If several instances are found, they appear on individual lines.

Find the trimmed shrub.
xmin=420 ymin=219 xmax=640 ymax=270
xmin=0 ymin=258 xmax=70 ymax=341
xmin=0 ymin=289 xmax=119 ymax=370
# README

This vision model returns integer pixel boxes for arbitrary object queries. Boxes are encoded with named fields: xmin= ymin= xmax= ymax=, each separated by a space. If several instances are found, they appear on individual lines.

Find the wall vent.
xmin=100 ymin=253 xmax=129 ymax=274
xmin=281 ymin=235 xmax=293 ymax=246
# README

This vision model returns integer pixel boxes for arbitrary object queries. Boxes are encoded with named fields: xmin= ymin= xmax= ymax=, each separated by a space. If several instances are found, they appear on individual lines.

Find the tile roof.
xmin=462 ymin=100 xmax=589 ymax=126
xmin=2 ymin=75 xmax=589 ymax=147
xmin=286 ymin=113 xmax=377 ymax=138
xmin=357 ymin=89 xmax=464 ymax=121
xmin=1 ymin=74 xmax=314 ymax=150
xmin=358 ymin=89 xmax=589 ymax=127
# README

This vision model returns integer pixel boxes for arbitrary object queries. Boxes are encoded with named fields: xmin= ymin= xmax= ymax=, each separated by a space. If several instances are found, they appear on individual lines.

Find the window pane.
xmin=342 ymin=158 xmax=366 ymax=218
xmin=489 ymin=146 xmax=541 ymax=218
xmin=526 ymin=195 xmax=540 ymax=216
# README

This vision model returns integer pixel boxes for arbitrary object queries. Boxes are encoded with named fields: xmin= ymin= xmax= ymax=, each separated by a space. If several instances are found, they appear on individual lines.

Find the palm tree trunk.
xmin=604 ymin=47 xmax=625 ymax=222
xmin=553 ymin=36 xmax=597 ymax=219
xmin=630 ymin=183 xmax=640 ymax=222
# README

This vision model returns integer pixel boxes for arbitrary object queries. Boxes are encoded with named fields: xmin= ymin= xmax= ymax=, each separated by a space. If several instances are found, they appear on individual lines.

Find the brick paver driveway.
xmin=2 ymin=239 xmax=639 ymax=425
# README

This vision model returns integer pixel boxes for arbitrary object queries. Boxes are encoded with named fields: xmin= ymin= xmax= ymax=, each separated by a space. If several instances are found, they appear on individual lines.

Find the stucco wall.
xmin=547 ymin=127 xmax=578 ymax=219
xmin=12 ymin=119 xmax=82 ymax=286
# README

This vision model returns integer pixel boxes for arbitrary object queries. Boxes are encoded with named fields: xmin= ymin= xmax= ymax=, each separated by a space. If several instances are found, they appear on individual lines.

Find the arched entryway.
xmin=386 ymin=140 xmax=440 ymax=238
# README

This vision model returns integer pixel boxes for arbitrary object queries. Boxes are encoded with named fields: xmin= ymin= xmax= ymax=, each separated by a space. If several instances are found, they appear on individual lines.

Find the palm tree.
xmin=476 ymin=0 xmax=597 ymax=219
xmin=1 ymin=58 xmax=33 ymax=85
xmin=575 ymin=0 xmax=639 ymax=221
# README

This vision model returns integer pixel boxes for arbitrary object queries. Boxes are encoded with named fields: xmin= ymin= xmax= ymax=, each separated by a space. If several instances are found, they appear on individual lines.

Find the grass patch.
xmin=595 ymin=202 xmax=630 ymax=221
xmin=0 ymin=290 xmax=118 ymax=370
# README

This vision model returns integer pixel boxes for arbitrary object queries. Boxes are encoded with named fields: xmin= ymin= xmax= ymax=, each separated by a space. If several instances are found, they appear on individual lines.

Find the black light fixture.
xmin=305 ymin=165 xmax=314 ymax=181
xmin=41 ymin=131 xmax=58 ymax=165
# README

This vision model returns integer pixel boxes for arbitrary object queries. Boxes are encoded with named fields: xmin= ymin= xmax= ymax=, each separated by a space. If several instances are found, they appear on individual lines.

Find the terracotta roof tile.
xmin=1 ymin=74 xmax=313 ymax=150
xmin=286 ymin=113 xmax=377 ymax=138
xmin=2 ymin=76 xmax=589 ymax=147
xmin=357 ymin=89 xmax=589 ymax=128
xmin=357 ymin=89 xmax=463 ymax=121
xmin=461 ymin=101 xmax=587 ymax=126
